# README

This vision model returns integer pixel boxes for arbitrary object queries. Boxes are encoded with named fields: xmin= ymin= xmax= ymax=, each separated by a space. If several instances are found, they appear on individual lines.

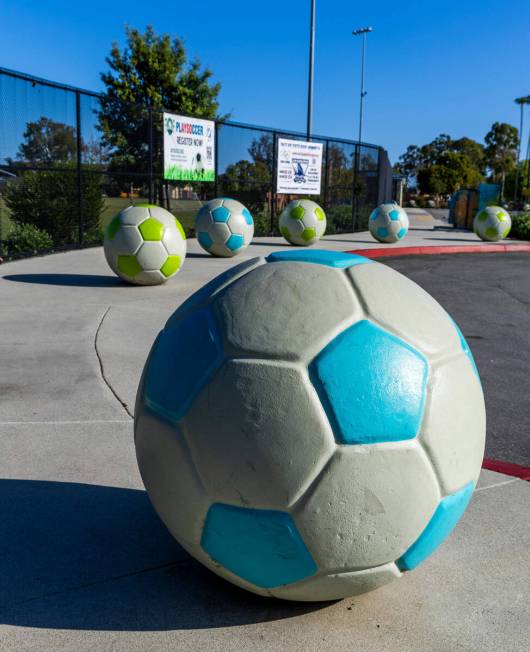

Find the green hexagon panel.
xmin=301 ymin=227 xmax=317 ymax=242
xmin=291 ymin=205 xmax=305 ymax=220
xmin=160 ymin=255 xmax=181 ymax=277
xmin=117 ymin=255 xmax=142 ymax=278
xmin=139 ymin=218 xmax=164 ymax=241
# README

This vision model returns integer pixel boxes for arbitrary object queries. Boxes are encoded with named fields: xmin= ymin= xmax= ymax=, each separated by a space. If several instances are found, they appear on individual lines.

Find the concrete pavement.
xmin=0 ymin=211 xmax=529 ymax=650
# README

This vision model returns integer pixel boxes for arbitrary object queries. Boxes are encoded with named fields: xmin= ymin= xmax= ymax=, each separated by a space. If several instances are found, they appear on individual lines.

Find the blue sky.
xmin=1 ymin=0 xmax=529 ymax=163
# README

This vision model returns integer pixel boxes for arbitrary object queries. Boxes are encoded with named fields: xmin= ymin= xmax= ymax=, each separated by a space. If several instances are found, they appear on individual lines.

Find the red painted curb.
xmin=482 ymin=458 xmax=530 ymax=481
xmin=347 ymin=243 xmax=530 ymax=259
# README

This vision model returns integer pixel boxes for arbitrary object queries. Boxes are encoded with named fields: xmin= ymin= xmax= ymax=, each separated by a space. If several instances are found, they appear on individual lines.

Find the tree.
xmin=218 ymin=159 xmax=271 ymax=216
xmin=4 ymin=169 xmax=103 ymax=244
xmin=98 ymin=25 xmax=224 ymax=182
xmin=484 ymin=122 xmax=519 ymax=195
xmin=248 ymin=134 xmax=274 ymax=174
xmin=15 ymin=117 xmax=77 ymax=164
xmin=395 ymin=145 xmax=421 ymax=185
xmin=417 ymin=152 xmax=482 ymax=196
xmin=419 ymin=134 xmax=451 ymax=167
xmin=451 ymin=137 xmax=485 ymax=174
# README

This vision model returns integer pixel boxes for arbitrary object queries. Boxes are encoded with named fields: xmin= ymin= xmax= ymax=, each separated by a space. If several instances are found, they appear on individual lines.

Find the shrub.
xmin=2 ymin=222 xmax=53 ymax=254
xmin=510 ymin=212 xmax=530 ymax=240
xmin=4 ymin=167 xmax=104 ymax=245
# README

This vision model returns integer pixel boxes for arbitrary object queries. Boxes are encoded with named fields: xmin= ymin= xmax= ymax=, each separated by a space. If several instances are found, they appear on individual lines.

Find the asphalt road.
xmin=384 ymin=253 xmax=530 ymax=468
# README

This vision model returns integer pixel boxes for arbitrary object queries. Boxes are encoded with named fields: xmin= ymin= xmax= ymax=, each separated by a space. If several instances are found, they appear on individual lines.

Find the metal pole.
xmin=75 ymin=90 xmax=83 ymax=246
xmin=358 ymin=32 xmax=366 ymax=145
xmin=307 ymin=0 xmax=315 ymax=141
xmin=352 ymin=26 xmax=372 ymax=232
xmin=514 ymin=101 xmax=523 ymax=202
xmin=271 ymin=132 xmax=277 ymax=234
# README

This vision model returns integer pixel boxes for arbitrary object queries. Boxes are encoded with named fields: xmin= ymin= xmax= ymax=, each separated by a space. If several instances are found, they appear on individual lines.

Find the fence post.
xmin=271 ymin=132 xmax=277 ymax=235
xmin=214 ymin=121 xmax=219 ymax=198
xmin=75 ymin=90 xmax=83 ymax=246
xmin=323 ymin=140 xmax=330 ymax=211
xmin=351 ymin=143 xmax=360 ymax=232
xmin=148 ymin=107 xmax=154 ymax=204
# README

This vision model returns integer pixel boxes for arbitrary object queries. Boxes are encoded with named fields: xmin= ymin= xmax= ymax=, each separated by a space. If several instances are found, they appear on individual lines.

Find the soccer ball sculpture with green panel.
xmin=369 ymin=203 xmax=409 ymax=243
xmin=135 ymin=250 xmax=485 ymax=601
xmin=473 ymin=206 xmax=511 ymax=242
xmin=279 ymin=199 xmax=326 ymax=246
xmin=195 ymin=198 xmax=254 ymax=257
xmin=104 ymin=205 xmax=187 ymax=285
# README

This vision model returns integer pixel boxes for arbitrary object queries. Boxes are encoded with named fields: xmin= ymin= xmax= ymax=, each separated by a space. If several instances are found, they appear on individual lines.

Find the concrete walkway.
xmin=0 ymin=212 xmax=528 ymax=651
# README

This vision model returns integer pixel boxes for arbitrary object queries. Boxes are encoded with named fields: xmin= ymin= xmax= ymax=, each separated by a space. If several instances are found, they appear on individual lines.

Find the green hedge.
xmin=510 ymin=213 xmax=530 ymax=240
xmin=1 ymin=222 xmax=53 ymax=255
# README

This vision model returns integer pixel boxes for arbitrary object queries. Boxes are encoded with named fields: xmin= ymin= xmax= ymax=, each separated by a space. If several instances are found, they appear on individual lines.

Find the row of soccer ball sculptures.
xmin=104 ymin=199 xmax=512 ymax=285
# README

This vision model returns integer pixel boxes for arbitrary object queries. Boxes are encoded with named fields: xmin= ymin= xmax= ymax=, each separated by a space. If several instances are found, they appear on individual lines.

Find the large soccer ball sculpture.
xmin=195 ymin=198 xmax=254 ymax=257
xmin=104 ymin=205 xmax=186 ymax=285
xmin=135 ymin=250 xmax=485 ymax=601
xmin=369 ymin=203 xmax=409 ymax=243
xmin=473 ymin=206 xmax=511 ymax=241
xmin=279 ymin=199 xmax=326 ymax=246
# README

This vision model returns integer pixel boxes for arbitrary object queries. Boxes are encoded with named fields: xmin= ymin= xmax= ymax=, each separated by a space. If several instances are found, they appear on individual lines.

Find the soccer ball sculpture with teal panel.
xmin=134 ymin=250 xmax=485 ymax=601
xmin=369 ymin=203 xmax=409 ymax=243
xmin=104 ymin=204 xmax=187 ymax=285
xmin=279 ymin=199 xmax=326 ymax=246
xmin=195 ymin=198 xmax=254 ymax=257
xmin=473 ymin=206 xmax=511 ymax=242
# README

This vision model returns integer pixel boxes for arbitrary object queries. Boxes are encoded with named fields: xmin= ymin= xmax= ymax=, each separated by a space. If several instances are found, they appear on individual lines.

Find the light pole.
xmin=351 ymin=26 xmax=373 ymax=231
xmin=352 ymin=26 xmax=373 ymax=146
xmin=307 ymin=0 xmax=316 ymax=140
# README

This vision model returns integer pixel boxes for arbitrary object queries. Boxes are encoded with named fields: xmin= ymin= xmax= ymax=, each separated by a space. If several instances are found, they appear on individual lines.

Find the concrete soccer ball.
xmin=279 ymin=199 xmax=326 ymax=246
xmin=104 ymin=205 xmax=186 ymax=285
xmin=195 ymin=198 xmax=254 ymax=257
xmin=135 ymin=250 xmax=485 ymax=601
xmin=369 ymin=203 xmax=409 ymax=243
xmin=473 ymin=206 xmax=511 ymax=242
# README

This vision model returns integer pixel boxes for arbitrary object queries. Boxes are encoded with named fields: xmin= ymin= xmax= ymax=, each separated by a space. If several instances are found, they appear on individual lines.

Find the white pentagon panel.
xmin=221 ymin=198 xmax=245 ymax=214
xmin=135 ymin=407 xmax=210 ymax=552
xmin=227 ymin=211 xmax=247 ymax=235
xmin=165 ymin=258 xmax=265 ymax=329
xmin=208 ymin=221 xmax=230 ymax=244
xmin=270 ymin=562 xmax=402 ymax=601
xmin=183 ymin=359 xmax=335 ymax=508
xmin=103 ymin=246 xmax=117 ymax=273
xmin=294 ymin=443 xmax=440 ymax=570
xmin=111 ymin=224 xmax=143 ymax=254
xmin=120 ymin=205 xmax=151 ymax=225
xmin=214 ymin=262 xmax=360 ymax=360
xmin=162 ymin=226 xmax=187 ymax=257
xmin=348 ymin=262 xmax=461 ymax=357
xmin=136 ymin=241 xmax=168 ymax=271
xmin=284 ymin=217 xmax=305 ymax=237
xmin=420 ymin=354 xmax=486 ymax=495
xmin=134 ymin=269 xmax=166 ymax=286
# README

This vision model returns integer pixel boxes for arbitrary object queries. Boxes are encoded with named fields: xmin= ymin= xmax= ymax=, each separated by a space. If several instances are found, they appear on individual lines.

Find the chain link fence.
xmin=0 ymin=67 xmax=393 ymax=259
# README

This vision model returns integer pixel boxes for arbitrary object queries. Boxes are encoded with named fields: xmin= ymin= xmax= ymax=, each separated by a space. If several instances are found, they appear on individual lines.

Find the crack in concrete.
xmin=94 ymin=306 xmax=133 ymax=419
xmin=0 ymin=560 xmax=185 ymax=611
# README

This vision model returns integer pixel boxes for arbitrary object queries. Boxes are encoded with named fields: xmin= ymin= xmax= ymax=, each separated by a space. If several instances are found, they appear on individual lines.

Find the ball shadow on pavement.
xmin=0 ymin=480 xmax=327 ymax=631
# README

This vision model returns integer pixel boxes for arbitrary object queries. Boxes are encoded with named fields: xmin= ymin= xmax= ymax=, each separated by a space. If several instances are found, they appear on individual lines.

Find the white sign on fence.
xmin=276 ymin=138 xmax=323 ymax=195
xmin=163 ymin=112 xmax=215 ymax=182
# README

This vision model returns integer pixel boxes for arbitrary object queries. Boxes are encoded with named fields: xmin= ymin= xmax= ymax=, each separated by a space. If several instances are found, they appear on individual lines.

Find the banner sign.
xmin=163 ymin=112 xmax=215 ymax=182
xmin=276 ymin=138 xmax=323 ymax=195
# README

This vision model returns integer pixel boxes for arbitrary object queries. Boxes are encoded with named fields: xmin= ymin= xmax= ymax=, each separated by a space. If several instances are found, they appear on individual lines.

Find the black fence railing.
xmin=0 ymin=66 xmax=393 ymax=258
